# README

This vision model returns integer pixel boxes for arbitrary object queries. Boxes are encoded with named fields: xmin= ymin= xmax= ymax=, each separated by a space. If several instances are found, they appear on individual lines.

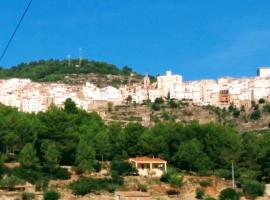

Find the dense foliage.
xmin=0 ymin=59 xmax=136 ymax=82
xmin=219 ymin=188 xmax=240 ymax=200
xmin=0 ymin=99 xmax=269 ymax=195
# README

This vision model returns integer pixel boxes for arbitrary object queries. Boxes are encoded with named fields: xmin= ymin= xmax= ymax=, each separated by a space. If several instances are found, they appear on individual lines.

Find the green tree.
xmin=94 ymin=131 xmax=110 ymax=161
xmin=258 ymin=98 xmax=265 ymax=104
xmin=19 ymin=143 xmax=40 ymax=169
xmin=196 ymin=187 xmax=205 ymax=199
xmin=64 ymin=98 xmax=78 ymax=114
xmin=107 ymin=102 xmax=113 ymax=112
xmin=173 ymin=139 xmax=212 ymax=172
xmin=75 ymin=137 xmax=96 ymax=173
xmin=241 ymin=180 xmax=265 ymax=199
xmin=250 ymin=110 xmax=261 ymax=120
xmin=41 ymin=142 xmax=60 ymax=173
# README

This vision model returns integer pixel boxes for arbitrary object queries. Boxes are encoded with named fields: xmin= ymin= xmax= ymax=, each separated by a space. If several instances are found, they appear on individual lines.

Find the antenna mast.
xmin=67 ymin=54 xmax=71 ymax=67
xmin=79 ymin=48 xmax=82 ymax=67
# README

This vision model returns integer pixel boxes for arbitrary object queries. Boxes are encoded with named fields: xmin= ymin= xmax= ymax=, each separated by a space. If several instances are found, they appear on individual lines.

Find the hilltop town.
xmin=1 ymin=66 xmax=270 ymax=114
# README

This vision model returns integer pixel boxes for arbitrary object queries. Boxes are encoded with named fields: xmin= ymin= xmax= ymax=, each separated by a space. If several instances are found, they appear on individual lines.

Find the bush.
xmin=233 ymin=110 xmax=240 ymax=118
xmin=250 ymin=110 xmax=261 ymax=120
xmin=111 ymin=160 xmax=137 ymax=176
xmin=168 ymin=174 xmax=183 ymax=187
xmin=22 ymin=192 xmax=35 ymax=200
xmin=160 ymin=169 xmax=183 ymax=187
xmin=69 ymin=177 xmax=123 ymax=195
xmin=258 ymin=98 xmax=265 ymax=104
xmin=154 ymin=97 xmax=164 ymax=104
xmin=168 ymin=99 xmax=179 ymax=108
xmin=152 ymin=103 xmax=161 ymax=111
xmin=111 ymin=170 xmax=124 ymax=185
xmin=137 ymin=182 xmax=147 ymax=192
xmin=219 ymin=188 xmax=240 ymax=200
xmin=215 ymin=169 xmax=231 ymax=179
xmin=199 ymin=180 xmax=212 ymax=187
xmin=51 ymin=167 xmax=70 ymax=180
xmin=43 ymin=190 xmax=60 ymax=200
xmin=263 ymin=103 xmax=270 ymax=113
xmin=0 ymin=175 xmax=25 ymax=190
xmin=203 ymin=196 xmax=216 ymax=200
xmin=241 ymin=180 xmax=264 ymax=199
xmin=93 ymin=161 xmax=102 ymax=172
xmin=196 ymin=187 xmax=205 ymax=199
xmin=166 ymin=189 xmax=180 ymax=195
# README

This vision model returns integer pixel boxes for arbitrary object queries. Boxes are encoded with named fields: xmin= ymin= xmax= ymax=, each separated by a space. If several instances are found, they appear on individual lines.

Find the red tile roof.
xmin=129 ymin=156 xmax=167 ymax=163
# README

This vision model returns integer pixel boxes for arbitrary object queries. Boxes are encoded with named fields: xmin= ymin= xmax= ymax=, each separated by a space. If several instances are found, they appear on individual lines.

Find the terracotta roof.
xmin=129 ymin=156 xmax=166 ymax=163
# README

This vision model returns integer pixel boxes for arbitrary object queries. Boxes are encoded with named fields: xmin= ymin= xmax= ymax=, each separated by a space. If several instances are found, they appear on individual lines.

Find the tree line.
xmin=0 ymin=98 xmax=269 ymax=188
xmin=0 ymin=59 xmax=135 ymax=82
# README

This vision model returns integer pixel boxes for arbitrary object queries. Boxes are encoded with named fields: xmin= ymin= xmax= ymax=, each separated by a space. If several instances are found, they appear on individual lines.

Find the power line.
xmin=0 ymin=0 xmax=33 ymax=63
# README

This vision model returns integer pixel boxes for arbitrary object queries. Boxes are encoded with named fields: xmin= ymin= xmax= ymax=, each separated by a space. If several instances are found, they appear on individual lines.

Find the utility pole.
xmin=232 ymin=161 xmax=235 ymax=189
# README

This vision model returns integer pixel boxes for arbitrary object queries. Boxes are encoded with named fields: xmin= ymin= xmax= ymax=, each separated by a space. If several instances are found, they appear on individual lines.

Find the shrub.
xmin=241 ymin=180 xmax=264 ymax=199
xmin=215 ymin=169 xmax=231 ymax=179
xmin=196 ymin=187 xmax=205 ymax=199
xmin=160 ymin=169 xmax=183 ymax=187
xmin=52 ymin=167 xmax=70 ymax=180
xmin=43 ymin=190 xmax=60 ymax=200
xmin=168 ymin=99 xmax=179 ymax=108
xmin=0 ymin=175 xmax=25 ymax=190
xmin=250 ymin=109 xmax=261 ymax=120
xmin=168 ymin=174 xmax=183 ymax=187
xmin=263 ymin=103 xmax=270 ymax=113
xmin=111 ymin=160 xmax=137 ymax=176
xmin=166 ymin=189 xmax=180 ymax=195
xmin=22 ymin=192 xmax=35 ymax=200
xmin=152 ymin=103 xmax=161 ymax=111
xmin=199 ymin=180 xmax=212 ymax=187
xmin=203 ymin=196 xmax=216 ymax=200
xmin=93 ymin=161 xmax=102 ymax=172
xmin=233 ymin=110 xmax=240 ymax=118
xmin=137 ymin=182 xmax=147 ymax=192
xmin=111 ymin=170 xmax=124 ymax=185
xmin=258 ymin=98 xmax=265 ymax=104
xmin=154 ymin=97 xmax=164 ymax=104
xmin=107 ymin=102 xmax=113 ymax=112
xmin=219 ymin=188 xmax=240 ymax=200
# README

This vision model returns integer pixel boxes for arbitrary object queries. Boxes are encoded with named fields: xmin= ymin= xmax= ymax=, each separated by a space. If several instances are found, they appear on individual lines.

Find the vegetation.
xmin=160 ymin=168 xmax=183 ymax=187
xmin=195 ymin=187 xmax=205 ymax=199
xmin=219 ymin=188 xmax=240 ymax=200
xmin=250 ymin=109 xmax=261 ymax=120
xmin=0 ymin=99 xmax=268 ymax=196
xmin=241 ymin=180 xmax=265 ymax=199
xmin=0 ymin=59 xmax=139 ymax=82
xmin=43 ymin=190 xmax=60 ymax=200
xmin=69 ymin=176 xmax=122 ymax=195
xmin=22 ymin=192 xmax=35 ymax=200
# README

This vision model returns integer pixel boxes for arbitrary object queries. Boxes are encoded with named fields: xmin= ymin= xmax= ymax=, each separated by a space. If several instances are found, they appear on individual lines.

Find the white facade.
xmin=257 ymin=67 xmax=270 ymax=78
xmin=157 ymin=71 xmax=182 ymax=97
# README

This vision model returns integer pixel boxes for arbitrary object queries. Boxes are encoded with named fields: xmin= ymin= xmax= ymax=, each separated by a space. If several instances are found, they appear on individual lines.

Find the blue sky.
xmin=1 ymin=0 xmax=270 ymax=80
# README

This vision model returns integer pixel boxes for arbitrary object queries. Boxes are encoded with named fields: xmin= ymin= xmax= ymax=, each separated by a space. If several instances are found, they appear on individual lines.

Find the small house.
xmin=129 ymin=157 xmax=167 ymax=177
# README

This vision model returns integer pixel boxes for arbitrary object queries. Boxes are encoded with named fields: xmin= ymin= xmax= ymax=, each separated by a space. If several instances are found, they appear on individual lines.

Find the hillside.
xmin=96 ymin=99 xmax=270 ymax=132
xmin=0 ymin=59 xmax=144 ymax=85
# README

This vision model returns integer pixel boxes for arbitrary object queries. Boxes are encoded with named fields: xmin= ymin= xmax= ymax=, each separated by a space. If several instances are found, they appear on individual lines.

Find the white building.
xmin=257 ymin=67 xmax=270 ymax=78
xmin=157 ymin=71 xmax=182 ymax=97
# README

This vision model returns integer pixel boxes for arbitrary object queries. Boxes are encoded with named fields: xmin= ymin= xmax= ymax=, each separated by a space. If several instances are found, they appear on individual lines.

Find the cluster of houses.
xmin=0 ymin=67 xmax=270 ymax=113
